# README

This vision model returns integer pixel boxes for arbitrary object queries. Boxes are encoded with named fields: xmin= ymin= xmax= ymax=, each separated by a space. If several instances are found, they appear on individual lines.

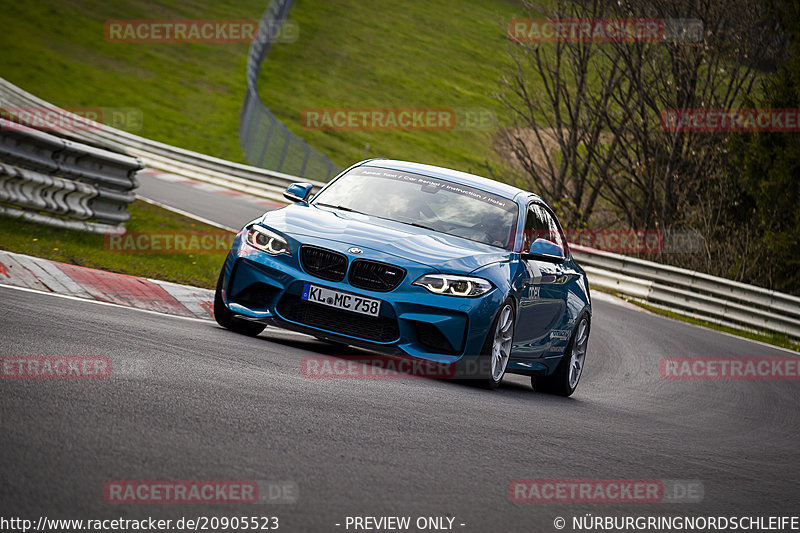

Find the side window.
xmin=524 ymin=204 xmax=565 ymax=251
xmin=541 ymin=206 xmax=566 ymax=250
xmin=523 ymin=204 xmax=549 ymax=251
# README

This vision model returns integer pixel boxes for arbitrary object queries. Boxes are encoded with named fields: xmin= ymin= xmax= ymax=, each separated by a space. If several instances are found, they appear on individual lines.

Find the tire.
xmin=532 ymin=314 xmax=589 ymax=397
xmin=458 ymin=298 xmax=515 ymax=390
xmin=213 ymin=269 xmax=266 ymax=337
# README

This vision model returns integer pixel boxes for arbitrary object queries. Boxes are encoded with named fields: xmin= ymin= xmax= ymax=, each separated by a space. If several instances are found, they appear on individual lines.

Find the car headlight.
xmin=412 ymin=274 xmax=493 ymax=297
xmin=246 ymin=226 xmax=290 ymax=255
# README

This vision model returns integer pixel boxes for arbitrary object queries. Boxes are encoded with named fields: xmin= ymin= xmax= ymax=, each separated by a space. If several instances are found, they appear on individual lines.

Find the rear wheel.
xmin=214 ymin=269 xmax=266 ymax=337
xmin=532 ymin=315 xmax=589 ymax=397
xmin=459 ymin=299 xmax=515 ymax=389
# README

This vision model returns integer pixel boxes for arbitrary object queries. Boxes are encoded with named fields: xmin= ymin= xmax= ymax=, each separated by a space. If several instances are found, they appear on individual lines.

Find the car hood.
xmin=257 ymin=204 xmax=511 ymax=272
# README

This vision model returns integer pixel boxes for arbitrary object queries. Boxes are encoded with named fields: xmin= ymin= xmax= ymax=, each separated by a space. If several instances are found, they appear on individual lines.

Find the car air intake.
xmin=300 ymin=246 xmax=348 ymax=282
xmin=415 ymin=322 xmax=459 ymax=355
xmin=348 ymin=259 xmax=406 ymax=292
xmin=229 ymin=282 xmax=278 ymax=309
xmin=277 ymin=294 xmax=400 ymax=342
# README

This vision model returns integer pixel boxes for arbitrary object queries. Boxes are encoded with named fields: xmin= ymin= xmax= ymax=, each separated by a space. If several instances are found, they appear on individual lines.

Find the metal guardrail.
xmin=573 ymin=245 xmax=800 ymax=341
xmin=1 ymin=81 xmax=795 ymax=341
xmin=0 ymin=78 xmax=326 ymax=204
xmin=239 ymin=0 xmax=341 ymax=180
xmin=0 ymin=118 xmax=142 ymax=233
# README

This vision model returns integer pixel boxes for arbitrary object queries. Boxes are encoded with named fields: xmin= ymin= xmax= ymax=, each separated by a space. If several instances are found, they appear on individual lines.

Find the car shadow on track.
xmin=225 ymin=326 xmax=584 ymax=404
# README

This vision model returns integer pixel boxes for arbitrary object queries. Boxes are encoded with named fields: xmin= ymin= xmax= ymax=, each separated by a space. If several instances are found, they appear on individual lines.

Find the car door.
xmin=513 ymin=203 xmax=569 ymax=357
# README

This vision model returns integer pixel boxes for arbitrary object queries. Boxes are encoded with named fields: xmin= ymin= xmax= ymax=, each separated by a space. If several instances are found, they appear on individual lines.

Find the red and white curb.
xmin=0 ymin=250 xmax=215 ymax=320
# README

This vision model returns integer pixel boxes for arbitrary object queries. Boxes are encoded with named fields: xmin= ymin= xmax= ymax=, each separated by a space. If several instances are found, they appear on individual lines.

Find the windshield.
xmin=311 ymin=167 xmax=518 ymax=249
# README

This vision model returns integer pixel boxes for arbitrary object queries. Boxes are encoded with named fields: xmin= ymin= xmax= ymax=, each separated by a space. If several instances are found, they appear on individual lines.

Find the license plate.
xmin=301 ymin=284 xmax=381 ymax=317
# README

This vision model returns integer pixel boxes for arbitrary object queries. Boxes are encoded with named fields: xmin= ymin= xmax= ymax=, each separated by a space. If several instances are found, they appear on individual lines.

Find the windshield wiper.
xmin=402 ymin=221 xmax=439 ymax=232
xmin=314 ymin=203 xmax=367 ymax=215
xmin=315 ymin=205 xmax=439 ymax=232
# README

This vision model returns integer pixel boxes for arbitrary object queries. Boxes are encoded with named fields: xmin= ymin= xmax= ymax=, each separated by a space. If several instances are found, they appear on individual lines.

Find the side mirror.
xmin=522 ymin=238 xmax=565 ymax=263
xmin=283 ymin=182 xmax=314 ymax=203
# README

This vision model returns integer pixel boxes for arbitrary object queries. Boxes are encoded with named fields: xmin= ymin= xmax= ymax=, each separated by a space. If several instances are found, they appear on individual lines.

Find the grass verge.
xmin=0 ymin=201 xmax=232 ymax=289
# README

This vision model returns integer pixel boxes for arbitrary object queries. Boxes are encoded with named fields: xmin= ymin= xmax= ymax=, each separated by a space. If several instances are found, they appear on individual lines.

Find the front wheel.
xmin=458 ymin=299 xmax=515 ymax=389
xmin=532 ymin=315 xmax=589 ymax=397
xmin=214 ymin=269 xmax=266 ymax=337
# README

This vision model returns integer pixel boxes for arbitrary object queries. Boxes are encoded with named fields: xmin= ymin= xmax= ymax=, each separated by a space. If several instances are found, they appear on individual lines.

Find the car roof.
xmin=358 ymin=159 xmax=541 ymax=203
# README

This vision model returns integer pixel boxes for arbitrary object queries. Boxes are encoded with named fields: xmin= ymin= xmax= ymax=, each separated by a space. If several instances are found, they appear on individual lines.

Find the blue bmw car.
xmin=214 ymin=159 xmax=591 ymax=395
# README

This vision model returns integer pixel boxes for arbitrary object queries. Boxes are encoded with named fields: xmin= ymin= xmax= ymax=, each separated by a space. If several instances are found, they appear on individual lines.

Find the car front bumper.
xmin=220 ymin=231 xmax=505 ymax=365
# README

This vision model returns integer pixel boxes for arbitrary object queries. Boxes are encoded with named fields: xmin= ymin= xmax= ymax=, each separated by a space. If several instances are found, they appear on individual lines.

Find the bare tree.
xmin=601 ymin=0 xmax=770 ymax=233
xmin=497 ymin=0 xmax=772 ymax=235
xmin=496 ymin=0 xmax=627 ymax=227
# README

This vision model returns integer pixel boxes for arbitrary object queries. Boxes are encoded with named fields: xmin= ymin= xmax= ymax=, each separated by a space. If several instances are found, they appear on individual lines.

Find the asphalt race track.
xmin=136 ymin=172 xmax=275 ymax=231
xmin=1 ymin=182 xmax=798 ymax=531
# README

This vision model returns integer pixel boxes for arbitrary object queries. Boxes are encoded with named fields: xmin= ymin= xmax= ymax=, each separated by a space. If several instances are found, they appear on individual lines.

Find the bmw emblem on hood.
xmin=348 ymin=247 xmax=363 ymax=255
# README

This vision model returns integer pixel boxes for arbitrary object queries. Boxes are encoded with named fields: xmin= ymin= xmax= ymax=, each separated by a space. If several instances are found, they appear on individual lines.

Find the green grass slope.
xmin=1 ymin=0 xmax=526 ymax=177
xmin=257 ymin=0 xmax=523 ymax=174
xmin=0 ymin=0 xmax=261 ymax=162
